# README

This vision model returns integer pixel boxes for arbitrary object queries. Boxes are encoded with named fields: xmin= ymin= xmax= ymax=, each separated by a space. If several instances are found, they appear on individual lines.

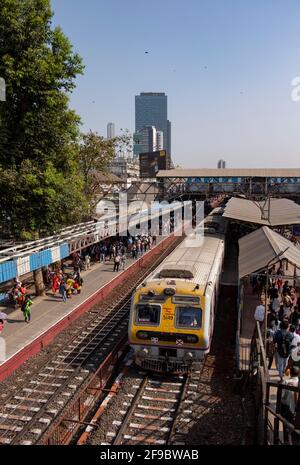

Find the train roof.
xmin=199 ymin=212 xmax=227 ymax=236
xmin=144 ymin=233 xmax=224 ymax=289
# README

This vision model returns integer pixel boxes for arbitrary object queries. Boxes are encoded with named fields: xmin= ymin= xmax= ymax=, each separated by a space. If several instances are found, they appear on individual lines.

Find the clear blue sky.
xmin=51 ymin=0 xmax=300 ymax=168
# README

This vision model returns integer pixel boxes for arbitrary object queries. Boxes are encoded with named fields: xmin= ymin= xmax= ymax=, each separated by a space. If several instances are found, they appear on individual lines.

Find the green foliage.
xmin=0 ymin=0 xmax=87 ymax=239
xmin=78 ymin=129 xmax=132 ymax=214
xmin=0 ymin=160 xmax=86 ymax=239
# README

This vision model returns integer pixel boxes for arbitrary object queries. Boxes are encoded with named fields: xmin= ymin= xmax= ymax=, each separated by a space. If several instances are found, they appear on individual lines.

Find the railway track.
xmin=0 ymin=236 xmax=183 ymax=445
xmin=87 ymin=363 xmax=204 ymax=446
xmin=112 ymin=373 xmax=190 ymax=445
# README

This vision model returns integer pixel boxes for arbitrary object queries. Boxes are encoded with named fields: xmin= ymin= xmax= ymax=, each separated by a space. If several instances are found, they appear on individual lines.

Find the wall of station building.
xmin=0 ymin=243 xmax=69 ymax=284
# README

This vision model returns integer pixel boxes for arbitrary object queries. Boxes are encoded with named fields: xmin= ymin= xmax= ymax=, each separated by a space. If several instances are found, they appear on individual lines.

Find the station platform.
xmin=239 ymin=280 xmax=280 ymax=382
xmin=0 ymin=235 xmax=172 ymax=381
xmin=239 ymin=281 xmax=288 ymax=442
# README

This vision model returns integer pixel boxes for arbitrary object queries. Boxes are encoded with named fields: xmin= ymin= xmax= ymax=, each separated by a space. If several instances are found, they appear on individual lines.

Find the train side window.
xmin=135 ymin=304 xmax=161 ymax=325
xmin=175 ymin=307 xmax=202 ymax=329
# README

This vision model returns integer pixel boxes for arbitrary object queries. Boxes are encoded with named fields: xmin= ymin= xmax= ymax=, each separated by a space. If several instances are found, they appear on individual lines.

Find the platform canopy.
xmin=223 ymin=197 xmax=300 ymax=226
xmin=238 ymin=226 xmax=300 ymax=279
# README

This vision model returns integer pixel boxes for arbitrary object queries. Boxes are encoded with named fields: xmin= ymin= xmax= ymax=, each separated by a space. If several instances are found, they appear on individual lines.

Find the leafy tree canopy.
xmin=0 ymin=0 xmax=87 ymax=239
xmin=78 ymin=129 xmax=132 ymax=214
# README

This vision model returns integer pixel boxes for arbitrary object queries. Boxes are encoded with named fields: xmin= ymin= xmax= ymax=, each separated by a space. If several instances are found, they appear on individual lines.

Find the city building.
xmin=217 ymin=159 xmax=226 ymax=169
xmin=156 ymin=131 xmax=163 ymax=150
xmin=167 ymin=120 xmax=171 ymax=156
xmin=110 ymin=156 xmax=140 ymax=188
xmin=135 ymin=92 xmax=171 ymax=155
xmin=107 ymin=122 xmax=115 ymax=139
xmin=133 ymin=125 xmax=158 ymax=154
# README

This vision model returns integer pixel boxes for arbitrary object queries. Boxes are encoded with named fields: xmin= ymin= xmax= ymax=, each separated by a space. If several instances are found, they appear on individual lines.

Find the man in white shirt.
xmin=281 ymin=366 xmax=300 ymax=444
xmin=254 ymin=303 xmax=265 ymax=322
xmin=289 ymin=325 xmax=300 ymax=349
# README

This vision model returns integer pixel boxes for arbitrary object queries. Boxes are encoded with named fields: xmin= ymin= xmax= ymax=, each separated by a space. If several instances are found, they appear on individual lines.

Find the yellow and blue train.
xmin=128 ymin=211 xmax=227 ymax=373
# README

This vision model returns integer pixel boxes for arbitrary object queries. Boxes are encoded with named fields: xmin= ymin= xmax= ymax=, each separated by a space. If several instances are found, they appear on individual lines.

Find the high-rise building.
xmin=167 ymin=120 xmax=171 ymax=156
xmin=156 ymin=131 xmax=163 ymax=150
xmin=135 ymin=92 xmax=171 ymax=155
xmin=133 ymin=125 xmax=158 ymax=154
xmin=217 ymin=159 xmax=226 ymax=169
xmin=107 ymin=122 xmax=115 ymax=139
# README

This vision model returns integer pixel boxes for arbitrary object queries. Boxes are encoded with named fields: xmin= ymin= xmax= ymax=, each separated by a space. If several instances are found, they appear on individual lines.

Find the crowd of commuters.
xmin=6 ymin=279 xmax=33 ymax=324
xmin=253 ymin=264 xmax=300 ymax=443
xmin=49 ymin=268 xmax=84 ymax=303
xmin=1 ymin=234 xmax=156 ymax=330
xmin=82 ymin=234 xmax=155 ymax=272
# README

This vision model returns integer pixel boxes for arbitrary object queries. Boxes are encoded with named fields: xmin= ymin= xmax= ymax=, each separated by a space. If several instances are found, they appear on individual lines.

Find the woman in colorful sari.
xmin=52 ymin=274 xmax=60 ymax=295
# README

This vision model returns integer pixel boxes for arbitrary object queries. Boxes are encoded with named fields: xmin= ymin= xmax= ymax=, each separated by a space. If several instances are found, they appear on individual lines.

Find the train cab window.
xmin=135 ymin=304 xmax=161 ymax=325
xmin=175 ymin=307 xmax=202 ymax=329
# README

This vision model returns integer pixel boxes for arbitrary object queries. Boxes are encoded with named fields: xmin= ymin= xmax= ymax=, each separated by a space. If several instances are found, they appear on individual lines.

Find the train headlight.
xmin=164 ymin=287 xmax=176 ymax=296
xmin=136 ymin=331 xmax=149 ymax=340
xmin=139 ymin=348 xmax=149 ymax=358
xmin=186 ymin=335 xmax=198 ymax=343
xmin=185 ymin=352 xmax=194 ymax=360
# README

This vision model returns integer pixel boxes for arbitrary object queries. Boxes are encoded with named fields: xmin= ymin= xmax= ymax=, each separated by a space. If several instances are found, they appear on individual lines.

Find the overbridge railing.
xmin=264 ymin=382 xmax=300 ymax=445
xmin=248 ymin=321 xmax=300 ymax=444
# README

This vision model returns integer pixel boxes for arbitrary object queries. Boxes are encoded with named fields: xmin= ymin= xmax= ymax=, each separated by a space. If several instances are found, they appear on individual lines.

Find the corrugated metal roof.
xmin=150 ymin=234 xmax=224 ymax=287
xmin=223 ymin=198 xmax=300 ymax=226
xmin=93 ymin=171 xmax=123 ymax=183
xmin=239 ymin=226 xmax=300 ymax=278
xmin=157 ymin=168 xmax=300 ymax=178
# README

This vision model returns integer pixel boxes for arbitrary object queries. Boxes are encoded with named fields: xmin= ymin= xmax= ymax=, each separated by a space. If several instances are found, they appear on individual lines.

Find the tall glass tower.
xmin=107 ymin=122 xmax=115 ymax=139
xmin=135 ymin=92 xmax=171 ymax=155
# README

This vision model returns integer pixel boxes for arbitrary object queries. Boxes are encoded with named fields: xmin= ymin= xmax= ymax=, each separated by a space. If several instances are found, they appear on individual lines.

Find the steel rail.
xmin=0 ymin=236 xmax=183 ymax=444
xmin=113 ymin=377 xmax=149 ymax=445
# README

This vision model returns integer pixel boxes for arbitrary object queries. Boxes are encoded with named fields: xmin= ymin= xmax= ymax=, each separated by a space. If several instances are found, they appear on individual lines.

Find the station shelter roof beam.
xmin=238 ymin=226 xmax=300 ymax=279
xmin=223 ymin=197 xmax=300 ymax=226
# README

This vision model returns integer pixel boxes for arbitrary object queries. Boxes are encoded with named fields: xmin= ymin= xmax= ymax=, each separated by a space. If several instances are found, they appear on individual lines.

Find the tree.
xmin=0 ymin=0 xmax=86 ymax=239
xmin=78 ymin=130 xmax=132 ymax=216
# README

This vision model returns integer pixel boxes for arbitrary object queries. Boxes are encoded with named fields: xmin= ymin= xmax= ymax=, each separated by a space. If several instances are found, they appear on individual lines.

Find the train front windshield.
xmin=135 ymin=304 xmax=161 ymax=325
xmin=175 ymin=307 xmax=202 ymax=329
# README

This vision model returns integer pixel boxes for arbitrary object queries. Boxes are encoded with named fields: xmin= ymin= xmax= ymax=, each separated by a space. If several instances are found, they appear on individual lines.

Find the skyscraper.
xmin=156 ymin=131 xmax=163 ymax=151
xmin=135 ymin=92 xmax=171 ymax=155
xmin=133 ymin=126 xmax=157 ymax=154
xmin=217 ymin=159 xmax=226 ymax=169
xmin=107 ymin=122 xmax=115 ymax=139
xmin=167 ymin=120 xmax=171 ymax=156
